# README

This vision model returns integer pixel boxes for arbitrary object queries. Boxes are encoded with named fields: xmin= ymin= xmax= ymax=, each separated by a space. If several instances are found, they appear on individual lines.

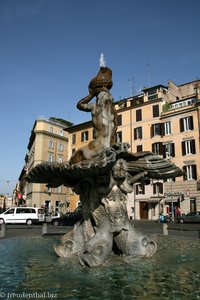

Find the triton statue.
xmin=26 ymin=59 xmax=182 ymax=267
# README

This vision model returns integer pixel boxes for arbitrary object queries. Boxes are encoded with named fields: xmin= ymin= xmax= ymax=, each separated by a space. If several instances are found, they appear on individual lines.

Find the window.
xmin=180 ymin=116 xmax=194 ymax=132
xmin=164 ymin=122 xmax=171 ymax=135
xmin=81 ymin=131 xmax=89 ymax=142
xmin=49 ymin=127 xmax=53 ymax=133
xmin=151 ymin=123 xmax=162 ymax=137
xmin=72 ymin=134 xmax=76 ymax=145
xmin=58 ymin=156 xmax=63 ymax=163
xmin=117 ymin=115 xmax=122 ymax=126
xmin=163 ymin=143 xmax=175 ymax=158
xmin=48 ymin=140 xmax=54 ymax=149
xmin=190 ymin=198 xmax=196 ymax=212
xmin=182 ymin=140 xmax=196 ymax=155
xmin=5 ymin=209 xmax=14 ymax=214
xmin=135 ymin=183 xmax=145 ymax=195
xmin=48 ymin=153 xmax=54 ymax=162
xmin=183 ymin=165 xmax=197 ymax=180
xmin=134 ymin=127 xmax=142 ymax=140
xmin=153 ymin=182 xmax=163 ymax=195
xmin=58 ymin=143 xmax=63 ymax=151
xmin=137 ymin=145 xmax=143 ymax=152
xmin=152 ymin=142 xmax=163 ymax=155
xmin=147 ymin=88 xmax=158 ymax=101
xmin=59 ymin=129 xmax=63 ymax=136
xmin=153 ymin=105 xmax=159 ymax=117
xmin=117 ymin=131 xmax=122 ymax=143
xmin=136 ymin=109 xmax=142 ymax=122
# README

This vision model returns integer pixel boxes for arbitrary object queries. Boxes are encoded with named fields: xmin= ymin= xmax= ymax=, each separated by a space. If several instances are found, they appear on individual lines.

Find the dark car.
xmin=178 ymin=211 xmax=200 ymax=223
xmin=51 ymin=210 xmax=82 ymax=226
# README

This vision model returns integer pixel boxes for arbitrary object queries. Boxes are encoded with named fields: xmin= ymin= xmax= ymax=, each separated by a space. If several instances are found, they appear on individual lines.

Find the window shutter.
xmin=136 ymin=109 xmax=142 ymax=122
xmin=153 ymin=184 xmax=156 ymax=194
xmin=157 ymin=124 xmax=161 ymax=136
xmin=142 ymin=184 xmax=145 ymax=194
xmin=180 ymin=118 xmax=184 ymax=132
xmin=140 ymin=127 xmax=143 ymax=139
xmin=134 ymin=128 xmax=136 ymax=140
xmin=183 ymin=166 xmax=187 ymax=181
xmin=117 ymin=115 xmax=122 ymax=126
xmin=189 ymin=116 xmax=194 ymax=130
xmin=151 ymin=125 xmax=154 ymax=138
xmin=171 ymin=143 xmax=175 ymax=157
xmin=153 ymin=105 xmax=159 ymax=117
xmin=160 ymin=183 xmax=163 ymax=194
xmin=192 ymin=165 xmax=197 ymax=180
xmin=181 ymin=141 xmax=186 ymax=156
xmin=191 ymin=139 xmax=196 ymax=154
xmin=161 ymin=123 xmax=164 ymax=136
xmin=159 ymin=142 xmax=163 ymax=155
xmin=163 ymin=145 xmax=166 ymax=158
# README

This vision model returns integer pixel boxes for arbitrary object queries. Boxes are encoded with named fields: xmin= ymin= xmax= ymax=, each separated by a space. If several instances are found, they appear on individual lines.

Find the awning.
xmin=136 ymin=198 xmax=161 ymax=203
xmin=164 ymin=197 xmax=179 ymax=203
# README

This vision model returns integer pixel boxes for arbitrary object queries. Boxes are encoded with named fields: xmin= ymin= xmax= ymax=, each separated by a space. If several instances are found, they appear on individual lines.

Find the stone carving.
xmin=26 ymin=63 xmax=182 ymax=267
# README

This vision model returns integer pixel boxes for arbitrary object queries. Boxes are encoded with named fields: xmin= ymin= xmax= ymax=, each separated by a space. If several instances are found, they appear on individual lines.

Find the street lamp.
xmin=166 ymin=151 xmax=174 ymax=221
xmin=171 ymin=179 xmax=174 ymax=221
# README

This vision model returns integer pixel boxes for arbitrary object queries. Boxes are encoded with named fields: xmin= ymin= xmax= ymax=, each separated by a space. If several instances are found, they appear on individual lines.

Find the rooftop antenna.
xmin=147 ymin=63 xmax=151 ymax=87
xmin=128 ymin=77 xmax=134 ymax=96
xmin=99 ymin=53 xmax=106 ymax=67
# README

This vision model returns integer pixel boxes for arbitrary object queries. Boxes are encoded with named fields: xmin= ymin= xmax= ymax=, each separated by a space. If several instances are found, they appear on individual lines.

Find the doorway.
xmin=140 ymin=202 xmax=148 ymax=219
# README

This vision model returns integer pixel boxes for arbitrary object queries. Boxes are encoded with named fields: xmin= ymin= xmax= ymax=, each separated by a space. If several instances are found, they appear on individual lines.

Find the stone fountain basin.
xmin=0 ymin=235 xmax=200 ymax=299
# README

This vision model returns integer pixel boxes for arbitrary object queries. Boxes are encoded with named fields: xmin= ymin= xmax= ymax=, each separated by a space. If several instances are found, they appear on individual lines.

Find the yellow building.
xmin=65 ymin=121 xmax=93 ymax=211
xmin=66 ymin=79 xmax=200 ymax=220
xmin=19 ymin=117 xmax=72 ymax=213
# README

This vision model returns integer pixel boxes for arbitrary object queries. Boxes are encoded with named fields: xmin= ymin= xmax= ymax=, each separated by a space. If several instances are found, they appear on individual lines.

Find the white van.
xmin=0 ymin=207 xmax=45 ymax=225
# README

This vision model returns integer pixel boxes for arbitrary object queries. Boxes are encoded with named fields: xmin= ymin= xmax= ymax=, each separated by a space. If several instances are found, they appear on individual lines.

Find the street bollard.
xmin=42 ymin=222 xmax=48 ymax=235
xmin=0 ymin=223 xmax=6 ymax=238
xmin=162 ymin=223 xmax=168 ymax=235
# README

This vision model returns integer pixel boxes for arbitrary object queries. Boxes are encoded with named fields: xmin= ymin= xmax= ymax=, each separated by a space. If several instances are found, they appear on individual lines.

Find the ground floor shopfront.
xmin=126 ymin=180 xmax=200 ymax=220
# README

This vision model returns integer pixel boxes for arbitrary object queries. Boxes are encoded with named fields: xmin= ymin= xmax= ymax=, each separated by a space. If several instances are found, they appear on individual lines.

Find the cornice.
xmin=34 ymin=130 xmax=68 ymax=141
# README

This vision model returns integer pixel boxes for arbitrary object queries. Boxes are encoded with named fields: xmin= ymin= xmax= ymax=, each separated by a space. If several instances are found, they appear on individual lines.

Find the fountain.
xmin=26 ymin=59 xmax=183 ymax=267
xmin=1 ymin=60 xmax=200 ymax=299
xmin=0 ymin=235 xmax=200 ymax=299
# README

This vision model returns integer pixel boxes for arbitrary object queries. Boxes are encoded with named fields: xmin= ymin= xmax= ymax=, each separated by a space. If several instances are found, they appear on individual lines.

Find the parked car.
xmin=45 ymin=212 xmax=61 ymax=224
xmin=0 ymin=207 xmax=45 ymax=225
xmin=178 ymin=211 xmax=200 ymax=223
xmin=51 ymin=210 xmax=82 ymax=226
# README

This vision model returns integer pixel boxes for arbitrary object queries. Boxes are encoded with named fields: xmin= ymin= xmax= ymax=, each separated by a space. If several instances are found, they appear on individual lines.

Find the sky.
xmin=0 ymin=0 xmax=200 ymax=195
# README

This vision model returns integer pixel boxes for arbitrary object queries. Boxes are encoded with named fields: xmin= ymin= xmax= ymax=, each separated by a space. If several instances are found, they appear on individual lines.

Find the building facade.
xmin=18 ymin=117 xmax=73 ymax=213
xmin=65 ymin=79 xmax=200 ymax=220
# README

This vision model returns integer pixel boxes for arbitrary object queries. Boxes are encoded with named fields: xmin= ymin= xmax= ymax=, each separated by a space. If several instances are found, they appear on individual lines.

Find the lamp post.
xmin=171 ymin=179 xmax=174 ymax=221
xmin=166 ymin=151 xmax=174 ymax=221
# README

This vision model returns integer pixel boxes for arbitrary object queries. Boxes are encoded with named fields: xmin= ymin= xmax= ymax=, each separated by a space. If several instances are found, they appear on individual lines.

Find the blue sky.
xmin=0 ymin=0 xmax=200 ymax=195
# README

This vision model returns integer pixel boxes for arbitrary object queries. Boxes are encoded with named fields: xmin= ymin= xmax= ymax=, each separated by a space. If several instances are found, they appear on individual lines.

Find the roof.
xmin=65 ymin=120 xmax=92 ymax=132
